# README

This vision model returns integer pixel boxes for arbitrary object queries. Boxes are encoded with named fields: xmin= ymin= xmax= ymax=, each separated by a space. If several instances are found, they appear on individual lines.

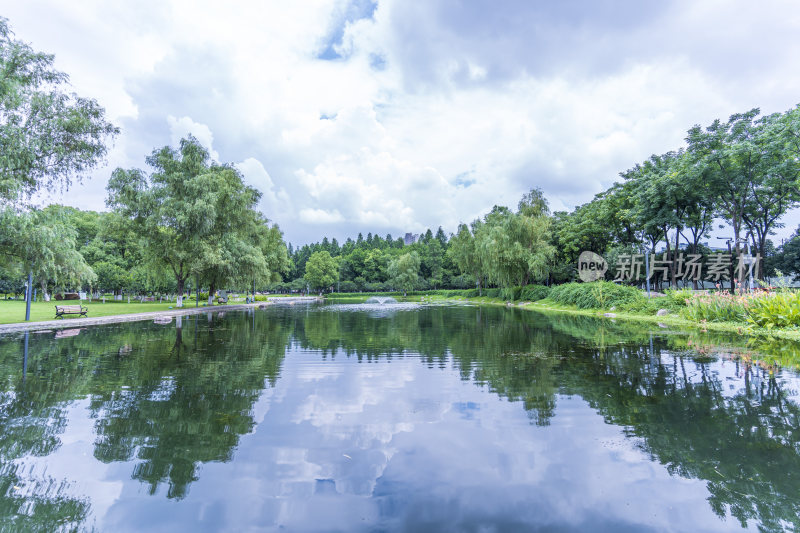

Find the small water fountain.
xmin=365 ymin=296 xmax=398 ymax=305
xmin=325 ymin=295 xmax=413 ymax=314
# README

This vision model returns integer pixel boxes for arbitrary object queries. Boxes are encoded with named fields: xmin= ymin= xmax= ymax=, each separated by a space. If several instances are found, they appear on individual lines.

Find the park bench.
xmin=54 ymin=305 xmax=88 ymax=319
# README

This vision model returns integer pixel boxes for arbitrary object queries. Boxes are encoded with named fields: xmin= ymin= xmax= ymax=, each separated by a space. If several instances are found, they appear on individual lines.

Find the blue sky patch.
xmin=317 ymin=0 xmax=378 ymax=61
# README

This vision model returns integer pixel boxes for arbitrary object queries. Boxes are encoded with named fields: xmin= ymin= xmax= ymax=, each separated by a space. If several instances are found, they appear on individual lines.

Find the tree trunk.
xmin=732 ymin=211 xmax=741 ymax=292
xmin=176 ymin=278 xmax=185 ymax=307
xmin=208 ymin=282 xmax=216 ymax=306
xmin=756 ymin=231 xmax=766 ymax=280
xmin=673 ymin=224 xmax=682 ymax=288
xmin=663 ymin=226 xmax=673 ymax=289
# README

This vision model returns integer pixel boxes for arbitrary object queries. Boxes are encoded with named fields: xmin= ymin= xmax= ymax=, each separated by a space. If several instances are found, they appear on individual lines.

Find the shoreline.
xmin=0 ymin=296 xmax=322 ymax=334
xmin=420 ymin=295 xmax=800 ymax=342
xmin=4 ymin=291 xmax=799 ymax=344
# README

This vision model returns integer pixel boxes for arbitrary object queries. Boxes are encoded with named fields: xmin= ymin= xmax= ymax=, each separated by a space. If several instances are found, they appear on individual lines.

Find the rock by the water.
xmin=656 ymin=309 xmax=670 ymax=316
xmin=604 ymin=312 xmax=617 ymax=318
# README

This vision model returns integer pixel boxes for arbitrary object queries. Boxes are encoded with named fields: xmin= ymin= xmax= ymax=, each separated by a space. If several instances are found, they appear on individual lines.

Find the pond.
xmin=1 ymin=302 xmax=799 ymax=532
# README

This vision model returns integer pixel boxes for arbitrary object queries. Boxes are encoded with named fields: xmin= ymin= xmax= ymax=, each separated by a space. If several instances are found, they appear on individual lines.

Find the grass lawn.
xmin=0 ymin=299 xmax=213 ymax=325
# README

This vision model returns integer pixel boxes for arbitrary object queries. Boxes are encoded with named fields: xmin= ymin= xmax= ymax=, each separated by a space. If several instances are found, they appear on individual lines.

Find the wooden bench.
xmin=55 ymin=305 xmax=88 ymax=319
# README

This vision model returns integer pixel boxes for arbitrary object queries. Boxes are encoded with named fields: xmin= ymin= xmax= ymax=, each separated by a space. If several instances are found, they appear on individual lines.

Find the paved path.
xmin=0 ymin=296 xmax=322 ymax=334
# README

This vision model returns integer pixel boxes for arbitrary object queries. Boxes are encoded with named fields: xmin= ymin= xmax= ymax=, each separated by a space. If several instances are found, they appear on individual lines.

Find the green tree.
xmin=415 ymin=238 xmax=444 ymax=289
xmin=363 ymin=249 xmax=389 ymax=282
xmin=93 ymin=261 xmax=130 ymax=296
xmin=304 ymin=251 xmax=338 ymax=293
xmin=0 ymin=206 xmax=95 ymax=306
xmin=686 ymin=110 xmax=779 ymax=276
xmin=106 ymin=136 xmax=285 ymax=307
xmin=473 ymin=197 xmax=555 ymax=289
xmin=388 ymin=251 xmax=420 ymax=296
xmin=255 ymin=221 xmax=290 ymax=288
xmin=447 ymin=223 xmax=485 ymax=294
xmin=741 ymin=108 xmax=800 ymax=276
xmin=0 ymin=17 xmax=117 ymax=200
xmin=191 ymin=168 xmax=286 ymax=303
xmin=773 ymin=227 xmax=800 ymax=281
xmin=517 ymin=187 xmax=549 ymax=217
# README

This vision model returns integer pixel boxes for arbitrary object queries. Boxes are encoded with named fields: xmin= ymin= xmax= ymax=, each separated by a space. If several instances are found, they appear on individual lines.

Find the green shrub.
xmin=500 ymin=286 xmax=523 ymax=301
xmin=619 ymin=295 xmax=691 ymax=315
xmin=664 ymin=288 xmax=693 ymax=307
xmin=483 ymin=288 xmax=501 ymax=298
xmin=682 ymin=291 xmax=749 ymax=322
xmin=548 ymin=281 xmax=645 ymax=309
xmin=338 ymin=281 xmax=359 ymax=293
xmin=745 ymin=290 xmax=800 ymax=329
xmin=520 ymin=284 xmax=550 ymax=301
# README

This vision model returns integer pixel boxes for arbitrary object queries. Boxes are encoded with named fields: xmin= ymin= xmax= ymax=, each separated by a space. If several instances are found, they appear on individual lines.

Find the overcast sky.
xmin=5 ymin=0 xmax=800 ymax=245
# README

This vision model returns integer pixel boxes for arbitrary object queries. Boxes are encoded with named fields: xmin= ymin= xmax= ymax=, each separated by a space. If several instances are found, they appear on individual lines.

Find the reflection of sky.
xmin=19 ymin=345 xmax=756 ymax=532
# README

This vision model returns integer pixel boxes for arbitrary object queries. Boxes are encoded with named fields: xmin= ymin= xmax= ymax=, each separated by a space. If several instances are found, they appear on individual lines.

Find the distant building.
xmin=403 ymin=232 xmax=418 ymax=245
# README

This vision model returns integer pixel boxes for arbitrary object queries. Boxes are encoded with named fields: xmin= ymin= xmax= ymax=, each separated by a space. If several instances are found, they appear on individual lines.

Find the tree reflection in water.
xmin=0 ymin=304 xmax=798 ymax=531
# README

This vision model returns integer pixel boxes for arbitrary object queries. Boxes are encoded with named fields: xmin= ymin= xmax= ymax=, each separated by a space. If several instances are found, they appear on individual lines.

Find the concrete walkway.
xmin=0 ymin=296 xmax=322 ymax=334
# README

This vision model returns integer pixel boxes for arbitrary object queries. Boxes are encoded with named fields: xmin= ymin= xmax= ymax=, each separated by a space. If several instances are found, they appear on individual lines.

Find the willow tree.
xmin=107 ymin=136 xmax=286 ymax=307
xmin=188 ymin=166 xmax=286 ymax=304
xmin=388 ymin=252 xmax=420 ymax=296
xmin=473 ymin=194 xmax=554 ymax=290
xmin=0 ymin=17 xmax=117 ymax=201
xmin=0 ymin=17 xmax=115 ymax=316
xmin=447 ymin=223 xmax=485 ymax=294
xmin=0 ymin=207 xmax=95 ymax=303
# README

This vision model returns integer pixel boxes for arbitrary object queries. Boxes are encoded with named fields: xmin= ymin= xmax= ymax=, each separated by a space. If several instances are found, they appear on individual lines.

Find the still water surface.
xmin=1 ymin=302 xmax=799 ymax=532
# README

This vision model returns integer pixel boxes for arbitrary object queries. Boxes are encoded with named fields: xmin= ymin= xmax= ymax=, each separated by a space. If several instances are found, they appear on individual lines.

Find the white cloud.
xmin=5 ymin=0 xmax=800 ymax=242
xmin=299 ymin=208 xmax=346 ymax=225
xmin=167 ymin=115 xmax=220 ymax=161
xmin=236 ymin=157 xmax=289 ymax=215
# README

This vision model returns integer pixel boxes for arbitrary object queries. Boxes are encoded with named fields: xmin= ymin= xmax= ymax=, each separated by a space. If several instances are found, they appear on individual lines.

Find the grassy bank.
xmin=418 ymin=293 xmax=800 ymax=342
xmin=0 ymin=299 xmax=218 ymax=325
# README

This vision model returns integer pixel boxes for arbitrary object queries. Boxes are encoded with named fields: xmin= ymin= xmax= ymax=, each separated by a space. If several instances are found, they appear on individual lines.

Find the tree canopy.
xmin=0 ymin=17 xmax=118 ymax=201
xmin=304 ymin=251 xmax=338 ymax=293
xmin=388 ymin=252 xmax=421 ymax=296
xmin=106 ymin=136 xmax=288 ymax=306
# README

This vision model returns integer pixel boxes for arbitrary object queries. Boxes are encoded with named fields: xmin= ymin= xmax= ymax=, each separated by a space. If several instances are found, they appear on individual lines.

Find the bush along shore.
xmin=330 ymin=282 xmax=800 ymax=342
